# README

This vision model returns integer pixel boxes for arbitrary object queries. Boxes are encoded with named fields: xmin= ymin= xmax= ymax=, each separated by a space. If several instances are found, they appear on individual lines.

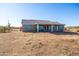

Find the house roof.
xmin=22 ymin=19 xmax=65 ymax=25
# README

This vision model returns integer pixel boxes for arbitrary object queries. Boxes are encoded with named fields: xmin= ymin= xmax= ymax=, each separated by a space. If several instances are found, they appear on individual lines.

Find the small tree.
xmin=8 ymin=20 xmax=11 ymax=32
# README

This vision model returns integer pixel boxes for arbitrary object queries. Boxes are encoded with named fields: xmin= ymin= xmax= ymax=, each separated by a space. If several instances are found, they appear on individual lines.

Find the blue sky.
xmin=0 ymin=3 xmax=79 ymax=27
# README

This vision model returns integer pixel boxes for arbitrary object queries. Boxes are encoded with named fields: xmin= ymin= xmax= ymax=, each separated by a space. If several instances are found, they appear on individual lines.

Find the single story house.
xmin=21 ymin=19 xmax=65 ymax=32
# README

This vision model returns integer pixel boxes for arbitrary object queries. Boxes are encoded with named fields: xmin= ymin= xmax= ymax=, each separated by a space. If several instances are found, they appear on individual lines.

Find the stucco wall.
xmin=22 ymin=25 xmax=64 ymax=32
xmin=23 ymin=25 xmax=37 ymax=32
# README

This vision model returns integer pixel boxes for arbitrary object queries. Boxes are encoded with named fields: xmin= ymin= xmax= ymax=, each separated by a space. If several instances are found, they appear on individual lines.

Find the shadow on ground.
xmin=22 ymin=31 xmax=79 ymax=35
xmin=50 ymin=32 xmax=79 ymax=35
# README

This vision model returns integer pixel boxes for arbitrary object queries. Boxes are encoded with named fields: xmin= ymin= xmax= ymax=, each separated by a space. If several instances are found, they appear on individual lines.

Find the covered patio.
xmin=22 ymin=20 xmax=65 ymax=32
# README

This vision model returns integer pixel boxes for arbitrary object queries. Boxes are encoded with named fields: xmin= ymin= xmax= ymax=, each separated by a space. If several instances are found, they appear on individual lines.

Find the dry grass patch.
xmin=0 ymin=31 xmax=79 ymax=56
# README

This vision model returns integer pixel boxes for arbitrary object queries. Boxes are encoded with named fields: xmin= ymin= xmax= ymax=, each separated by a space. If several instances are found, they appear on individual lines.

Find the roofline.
xmin=22 ymin=19 xmax=50 ymax=21
xmin=22 ymin=23 xmax=65 ymax=25
xmin=52 ymin=24 xmax=65 ymax=25
xmin=22 ymin=19 xmax=65 ymax=25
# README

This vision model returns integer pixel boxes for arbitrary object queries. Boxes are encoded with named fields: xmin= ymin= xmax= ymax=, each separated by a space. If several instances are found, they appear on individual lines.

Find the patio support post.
xmin=57 ymin=26 xmax=58 ymax=31
xmin=51 ymin=25 xmax=53 ymax=32
xmin=37 ymin=24 xmax=39 ymax=32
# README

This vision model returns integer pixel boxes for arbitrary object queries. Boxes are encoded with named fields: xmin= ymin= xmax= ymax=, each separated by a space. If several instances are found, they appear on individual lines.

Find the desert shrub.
xmin=0 ymin=27 xmax=5 ymax=33
xmin=77 ymin=30 xmax=79 ymax=32
xmin=0 ymin=26 xmax=11 ymax=33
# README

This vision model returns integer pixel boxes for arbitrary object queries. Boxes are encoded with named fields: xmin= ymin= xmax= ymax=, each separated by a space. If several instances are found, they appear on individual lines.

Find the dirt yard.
xmin=0 ymin=30 xmax=79 ymax=56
